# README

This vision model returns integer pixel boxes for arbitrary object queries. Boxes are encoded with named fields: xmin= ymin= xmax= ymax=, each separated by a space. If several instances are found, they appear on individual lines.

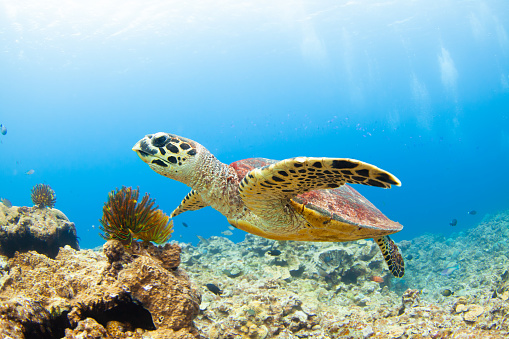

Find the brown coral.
xmin=99 ymin=186 xmax=173 ymax=247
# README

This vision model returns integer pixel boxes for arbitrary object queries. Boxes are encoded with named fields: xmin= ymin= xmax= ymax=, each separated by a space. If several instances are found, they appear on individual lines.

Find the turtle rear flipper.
xmin=171 ymin=190 xmax=209 ymax=217
xmin=374 ymin=235 xmax=405 ymax=278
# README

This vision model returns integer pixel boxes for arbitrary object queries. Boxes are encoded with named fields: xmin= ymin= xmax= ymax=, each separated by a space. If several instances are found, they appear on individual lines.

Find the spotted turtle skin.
xmin=133 ymin=132 xmax=404 ymax=277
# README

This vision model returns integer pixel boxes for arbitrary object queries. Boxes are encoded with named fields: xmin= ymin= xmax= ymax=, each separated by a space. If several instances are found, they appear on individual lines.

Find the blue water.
xmin=1 ymin=0 xmax=508 ymax=249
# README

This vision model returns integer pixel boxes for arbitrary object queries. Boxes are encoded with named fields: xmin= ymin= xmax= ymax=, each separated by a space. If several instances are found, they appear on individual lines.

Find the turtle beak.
xmin=132 ymin=136 xmax=156 ymax=163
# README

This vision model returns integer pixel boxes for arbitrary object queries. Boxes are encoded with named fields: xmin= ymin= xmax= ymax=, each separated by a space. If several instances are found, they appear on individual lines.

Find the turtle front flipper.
xmin=171 ymin=190 xmax=209 ymax=217
xmin=238 ymin=157 xmax=401 ymax=237
xmin=239 ymin=157 xmax=400 ymax=206
xmin=240 ymin=157 xmax=400 ymax=199
xmin=374 ymin=235 xmax=405 ymax=278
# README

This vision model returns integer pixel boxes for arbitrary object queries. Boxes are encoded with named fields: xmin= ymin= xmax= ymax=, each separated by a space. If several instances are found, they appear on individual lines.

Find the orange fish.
xmin=371 ymin=276 xmax=384 ymax=283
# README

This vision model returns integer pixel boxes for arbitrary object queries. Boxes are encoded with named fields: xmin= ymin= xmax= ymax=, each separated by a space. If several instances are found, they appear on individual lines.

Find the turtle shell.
xmin=230 ymin=157 xmax=402 ymax=240
xmin=230 ymin=157 xmax=279 ymax=179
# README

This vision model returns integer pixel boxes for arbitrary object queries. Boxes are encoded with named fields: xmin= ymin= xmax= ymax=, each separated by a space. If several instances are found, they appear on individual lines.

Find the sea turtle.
xmin=132 ymin=132 xmax=405 ymax=277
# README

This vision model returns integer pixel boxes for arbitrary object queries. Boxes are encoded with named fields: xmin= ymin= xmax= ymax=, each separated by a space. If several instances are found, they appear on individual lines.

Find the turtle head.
xmin=132 ymin=132 xmax=202 ymax=185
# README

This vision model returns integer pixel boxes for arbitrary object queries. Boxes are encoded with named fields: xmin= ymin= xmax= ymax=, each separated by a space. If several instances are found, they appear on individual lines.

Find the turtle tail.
xmin=374 ymin=235 xmax=405 ymax=278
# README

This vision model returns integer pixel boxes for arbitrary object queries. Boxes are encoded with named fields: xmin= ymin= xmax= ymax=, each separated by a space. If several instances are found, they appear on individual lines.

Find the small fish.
xmin=1 ymin=198 xmax=12 ymax=208
xmin=371 ymin=276 xmax=384 ymax=283
xmin=449 ymin=219 xmax=457 ymax=226
xmin=0 ymin=124 xmax=6 ymax=135
xmin=197 ymin=235 xmax=209 ymax=245
xmin=206 ymin=283 xmax=222 ymax=296
xmin=228 ymin=225 xmax=235 ymax=231
xmin=267 ymin=249 xmax=281 ymax=256
xmin=221 ymin=230 xmax=233 ymax=236
xmin=182 ymin=222 xmax=188 ymax=228
xmin=441 ymin=289 xmax=454 ymax=297
xmin=468 ymin=210 xmax=477 ymax=215
xmin=26 ymin=169 xmax=35 ymax=175
xmin=406 ymin=254 xmax=413 ymax=260
xmin=440 ymin=265 xmax=460 ymax=276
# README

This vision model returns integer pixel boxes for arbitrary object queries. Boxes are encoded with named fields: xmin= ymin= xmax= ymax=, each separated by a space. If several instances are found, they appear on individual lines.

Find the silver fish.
xmin=1 ymin=198 xmax=12 ymax=208
xmin=0 ymin=124 xmax=6 ymax=135
xmin=26 ymin=169 xmax=35 ymax=175
xmin=440 ymin=265 xmax=459 ymax=276
xmin=221 ymin=230 xmax=233 ymax=236
xmin=197 ymin=235 xmax=209 ymax=245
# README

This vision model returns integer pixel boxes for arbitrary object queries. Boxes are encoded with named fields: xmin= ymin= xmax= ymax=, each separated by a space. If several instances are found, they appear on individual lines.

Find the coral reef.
xmin=0 ymin=203 xmax=79 ymax=258
xmin=31 ymin=183 xmax=57 ymax=208
xmin=398 ymin=212 xmax=509 ymax=301
xmin=0 ymin=240 xmax=201 ymax=338
xmin=99 ymin=186 xmax=173 ymax=247
xmin=3 ymin=200 xmax=509 ymax=338
xmin=178 ymin=211 xmax=509 ymax=338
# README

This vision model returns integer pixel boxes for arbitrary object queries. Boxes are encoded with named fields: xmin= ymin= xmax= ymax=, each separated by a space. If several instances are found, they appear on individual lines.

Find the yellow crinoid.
xmin=31 ymin=183 xmax=57 ymax=208
xmin=99 ymin=186 xmax=173 ymax=248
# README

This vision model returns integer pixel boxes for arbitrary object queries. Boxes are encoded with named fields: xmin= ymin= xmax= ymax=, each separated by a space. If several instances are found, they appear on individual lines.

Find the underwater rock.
xmin=103 ymin=239 xmax=125 ymax=263
xmin=401 ymin=289 xmax=421 ymax=311
xmin=3 ymin=208 xmax=509 ymax=337
xmin=64 ymin=318 xmax=109 ymax=338
xmin=0 ymin=297 xmax=55 ymax=339
xmin=180 ymin=233 xmax=404 ymax=337
xmin=316 ymin=247 xmax=355 ymax=267
xmin=0 ymin=204 xmax=79 ymax=258
xmin=221 ymin=262 xmax=243 ymax=278
xmin=113 ymin=253 xmax=199 ymax=331
xmin=263 ymin=265 xmax=292 ymax=280
xmin=0 ymin=241 xmax=201 ymax=338
xmin=176 ymin=210 xmax=509 ymax=337
xmin=461 ymin=304 xmax=485 ymax=322
xmin=129 ymin=240 xmax=182 ymax=271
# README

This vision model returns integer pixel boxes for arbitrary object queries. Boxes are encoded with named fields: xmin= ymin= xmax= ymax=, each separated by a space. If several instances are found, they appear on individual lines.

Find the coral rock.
xmin=0 ymin=241 xmax=201 ymax=338
xmin=401 ymin=289 xmax=421 ymax=311
xmin=500 ymin=291 xmax=509 ymax=301
xmin=130 ymin=241 xmax=182 ymax=270
xmin=103 ymin=239 xmax=125 ymax=263
xmin=0 ymin=297 xmax=55 ymax=338
xmin=0 ymin=204 xmax=79 ymax=258
xmin=117 ymin=255 xmax=200 ymax=330
xmin=456 ymin=304 xmax=469 ymax=313
xmin=181 ymin=212 xmax=509 ymax=338
xmin=64 ymin=318 xmax=109 ymax=339
xmin=463 ymin=305 xmax=484 ymax=322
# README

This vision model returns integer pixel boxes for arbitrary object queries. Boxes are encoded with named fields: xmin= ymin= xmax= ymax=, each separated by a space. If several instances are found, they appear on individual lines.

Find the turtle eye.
xmin=152 ymin=135 xmax=167 ymax=147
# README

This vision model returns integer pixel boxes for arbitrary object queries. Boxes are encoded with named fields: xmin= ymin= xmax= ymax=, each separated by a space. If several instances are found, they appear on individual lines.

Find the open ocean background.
xmin=1 ymin=0 xmax=508 ymax=249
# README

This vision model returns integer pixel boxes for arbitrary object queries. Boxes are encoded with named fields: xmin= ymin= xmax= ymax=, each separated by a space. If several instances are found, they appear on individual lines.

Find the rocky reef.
xmin=0 ymin=204 xmax=79 ymax=258
xmin=179 ymin=211 xmax=509 ymax=338
xmin=0 ymin=239 xmax=201 ymax=338
xmin=1 ymin=203 xmax=509 ymax=338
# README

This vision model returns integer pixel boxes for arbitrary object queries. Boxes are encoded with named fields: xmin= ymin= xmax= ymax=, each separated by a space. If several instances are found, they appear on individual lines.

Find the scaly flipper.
xmin=171 ymin=190 xmax=209 ymax=217
xmin=240 ymin=157 xmax=400 ymax=197
xmin=374 ymin=235 xmax=405 ymax=277
xmin=238 ymin=157 xmax=400 ymax=233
